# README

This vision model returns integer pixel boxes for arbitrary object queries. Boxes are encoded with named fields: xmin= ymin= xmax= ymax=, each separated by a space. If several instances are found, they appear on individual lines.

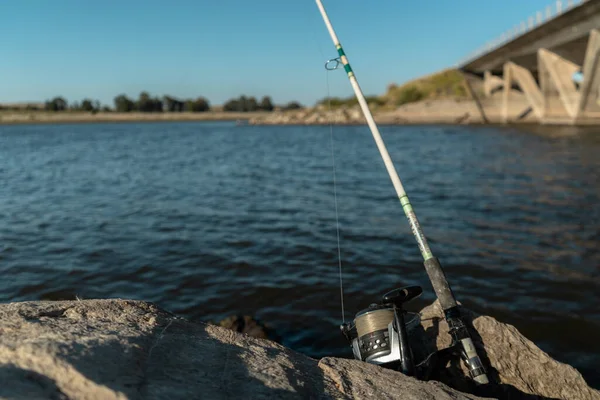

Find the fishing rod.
xmin=315 ymin=0 xmax=489 ymax=385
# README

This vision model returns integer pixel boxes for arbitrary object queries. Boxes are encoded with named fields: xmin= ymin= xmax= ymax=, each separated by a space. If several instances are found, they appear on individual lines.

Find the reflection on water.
xmin=0 ymin=122 xmax=599 ymax=388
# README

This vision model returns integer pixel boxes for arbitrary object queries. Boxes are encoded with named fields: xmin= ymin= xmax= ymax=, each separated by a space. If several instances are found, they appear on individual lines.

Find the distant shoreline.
xmin=0 ymin=111 xmax=268 ymax=126
xmin=1 ymin=102 xmax=587 ymax=128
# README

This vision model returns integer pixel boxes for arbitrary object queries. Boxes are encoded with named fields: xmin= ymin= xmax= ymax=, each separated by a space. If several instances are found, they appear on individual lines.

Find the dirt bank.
xmin=0 ymin=111 xmax=267 ymax=125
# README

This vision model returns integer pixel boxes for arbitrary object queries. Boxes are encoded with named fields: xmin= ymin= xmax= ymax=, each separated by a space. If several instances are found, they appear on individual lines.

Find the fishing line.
xmin=308 ymin=2 xmax=346 ymax=323
xmin=325 ymin=68 xmax=346 ymax=324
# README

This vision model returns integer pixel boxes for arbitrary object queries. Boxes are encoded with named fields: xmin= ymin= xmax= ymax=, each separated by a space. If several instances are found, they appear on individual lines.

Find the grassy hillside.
xmin=383 ymin=68 xmax=468 ymax=105
xmin=318 ymin=68 xmax=469 ymax=109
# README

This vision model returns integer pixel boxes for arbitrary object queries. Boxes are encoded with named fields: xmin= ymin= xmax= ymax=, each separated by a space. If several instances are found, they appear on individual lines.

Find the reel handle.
xmin=393 ymin=303 xmax=415 ymax=376
xmin=382 ymin=286 xmax=423 ymax=307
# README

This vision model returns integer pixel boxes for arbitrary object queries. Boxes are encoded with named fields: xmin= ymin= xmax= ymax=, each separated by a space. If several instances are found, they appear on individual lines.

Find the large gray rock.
xmin=317 ymin=358 xmax=485 ymax=400
xmin=411 ymin=301 xmax=599 ymax=400
xmin=0 ymin=299 xmax=596 ymax=399
xmin=0 ymin=299 xmax=483 ymax=399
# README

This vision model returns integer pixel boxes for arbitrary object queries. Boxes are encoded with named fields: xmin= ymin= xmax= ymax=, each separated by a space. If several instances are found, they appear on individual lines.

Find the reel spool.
xmin=341 ymin=286 xmax=423 ymax=375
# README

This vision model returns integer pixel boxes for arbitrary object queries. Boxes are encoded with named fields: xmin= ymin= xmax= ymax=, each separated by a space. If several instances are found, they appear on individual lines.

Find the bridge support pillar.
xmin=538 ymin=48 xmax=580 ymax=121
xmin=502 ymin=65 xmax=512 ymax=123
xmin=503 ymin=62 xmax=544 ymax=123
xmin=577 ymin=29 xmax=600 ymax=120
xmin=484 ymin=71 xmax=504 ymax=97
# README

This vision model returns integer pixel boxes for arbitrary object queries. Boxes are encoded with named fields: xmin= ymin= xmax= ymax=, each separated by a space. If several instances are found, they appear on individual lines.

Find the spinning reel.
xmin=341 ymin=286 xmax=423 ymax=376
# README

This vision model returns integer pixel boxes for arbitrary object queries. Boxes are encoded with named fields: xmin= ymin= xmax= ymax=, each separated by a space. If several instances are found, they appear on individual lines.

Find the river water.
xmin=0 ymin=122 xmax=598 ymax=387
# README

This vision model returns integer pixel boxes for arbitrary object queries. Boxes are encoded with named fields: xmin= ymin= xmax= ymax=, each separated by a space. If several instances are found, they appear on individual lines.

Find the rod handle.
xmin=423 ymin=257 xmax=457 ymax=309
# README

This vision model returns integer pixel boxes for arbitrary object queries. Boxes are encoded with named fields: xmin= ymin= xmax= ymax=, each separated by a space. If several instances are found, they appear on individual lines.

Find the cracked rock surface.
xmin=413 ymin=301 xmax=599 ymax=400
xmin=0 ymin=299 xmax=596 ymax=399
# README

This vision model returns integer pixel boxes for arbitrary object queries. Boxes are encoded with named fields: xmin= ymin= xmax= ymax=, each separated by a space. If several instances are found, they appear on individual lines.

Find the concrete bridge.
xmin=459 ymin=0 xmax=600 ymax=125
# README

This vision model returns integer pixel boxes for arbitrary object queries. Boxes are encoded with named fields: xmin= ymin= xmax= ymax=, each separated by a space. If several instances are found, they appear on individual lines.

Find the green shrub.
xmin=395 ymin=86 xmax=424 ymax=106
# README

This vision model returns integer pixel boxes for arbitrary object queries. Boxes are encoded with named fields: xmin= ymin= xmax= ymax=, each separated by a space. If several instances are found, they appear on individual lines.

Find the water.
xmin=1 ymin=122 xmax=599 ymax=387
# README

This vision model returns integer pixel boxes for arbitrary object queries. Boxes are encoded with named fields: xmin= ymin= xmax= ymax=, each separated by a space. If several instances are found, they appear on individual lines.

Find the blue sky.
xmin=0 ymin=0 xmax=556 ymax=107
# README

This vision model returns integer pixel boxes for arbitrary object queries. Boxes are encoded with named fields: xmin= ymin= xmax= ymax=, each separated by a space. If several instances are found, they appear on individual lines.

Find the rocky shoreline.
xmin=0 ymin=298 xmax=596 ymax=399
xmin=247 ymin=98 xmax=537 ymax=126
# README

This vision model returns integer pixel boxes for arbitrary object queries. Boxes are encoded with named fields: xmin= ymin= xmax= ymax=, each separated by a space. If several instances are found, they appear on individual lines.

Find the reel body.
xmin=341 ymin=286 xmax=423 ymax=375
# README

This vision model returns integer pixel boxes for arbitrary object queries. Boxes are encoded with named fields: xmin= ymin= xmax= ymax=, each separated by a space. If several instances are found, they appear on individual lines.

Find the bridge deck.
xmin=461 ymin=0 xmax=600 ymax=75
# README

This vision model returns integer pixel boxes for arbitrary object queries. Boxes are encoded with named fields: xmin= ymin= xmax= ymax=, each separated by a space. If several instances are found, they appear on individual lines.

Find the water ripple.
xmin=0 ymin=122 xmax=599 ymax=387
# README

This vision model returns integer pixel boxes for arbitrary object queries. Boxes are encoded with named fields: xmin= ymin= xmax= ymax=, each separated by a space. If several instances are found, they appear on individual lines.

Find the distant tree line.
xmin=223 ymin=96 xmax=305 ymax=112
xmin=281 ymin=101 xmax=303 ymax=110
xmin=45 ymin=97 xmax=68 ymax=111
xmin=36 ymin=93 xmax=304 ymax=113
xmin=223 ymin=96 xmax=273 ymax=112
xmin=43 ymin=96 xmax=105 ymax=113
xmin=316 ymin=96 xmax=384 ymax=108
xmin=112 ymin=92 xmax=171 ymax=113
xmin=0 ymin=103 xmax=45 ymax=111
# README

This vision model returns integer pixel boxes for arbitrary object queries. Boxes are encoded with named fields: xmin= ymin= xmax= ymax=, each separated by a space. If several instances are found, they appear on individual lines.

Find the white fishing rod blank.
xmin=315 ymin=0 xmax=489 ymax=385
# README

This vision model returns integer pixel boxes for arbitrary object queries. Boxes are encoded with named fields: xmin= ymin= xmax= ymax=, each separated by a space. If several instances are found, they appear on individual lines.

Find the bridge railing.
xmin=457 ymin=0 xmax=589 ymax=68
